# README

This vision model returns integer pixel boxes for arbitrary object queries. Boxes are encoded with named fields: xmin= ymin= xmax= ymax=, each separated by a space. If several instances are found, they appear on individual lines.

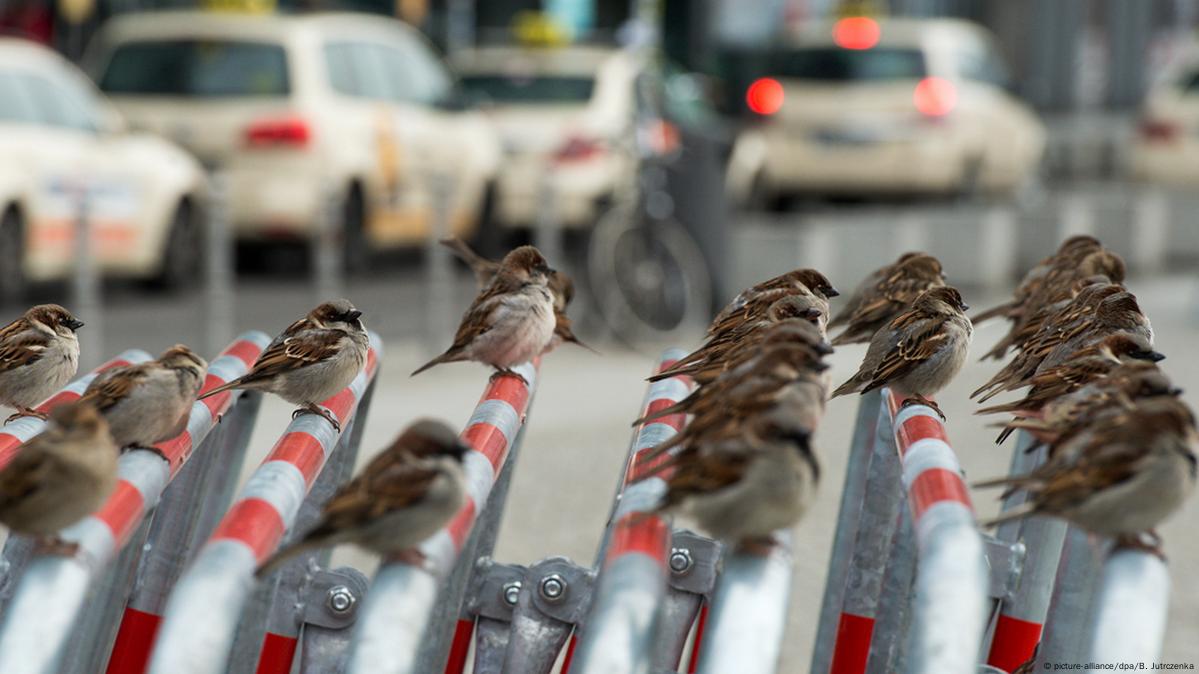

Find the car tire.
xmin=0 ymin=208 xmax=26 ymax=306
xmin=955 ymin=156 xmax=985 ymax=202
xmin=341 ymin=185 xmax=370 ymax=275
xmin=470 ymin=182 xmax=505 ymax=258
xmin=151 ymin=201 xmax=202 ymax=291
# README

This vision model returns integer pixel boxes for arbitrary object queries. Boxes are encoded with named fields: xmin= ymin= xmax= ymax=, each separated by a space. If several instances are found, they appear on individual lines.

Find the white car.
xmin=726 ymin=17 xmax=1045 ymax=205
xmin=451 ymin=45 xmax=639 ymax=229
xmin=88 ymin=11 xmax=502 ymax=264
xmin=0 ymin=37 xmax=207 ymax=301
xmin=1131 ymin=58 xmax=1199 ymax=185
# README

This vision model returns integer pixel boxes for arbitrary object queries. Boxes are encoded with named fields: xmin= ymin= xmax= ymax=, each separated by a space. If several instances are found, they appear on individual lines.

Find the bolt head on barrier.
xmin=502 ymin=581 xmax=522 ymax=607
xmin=327 ymin=585 xmax=356 ymax=615
xmin=539 ymin=574 xmax=567 ymax=603
xmin=669 ymin=548 xmax=694 ymax=575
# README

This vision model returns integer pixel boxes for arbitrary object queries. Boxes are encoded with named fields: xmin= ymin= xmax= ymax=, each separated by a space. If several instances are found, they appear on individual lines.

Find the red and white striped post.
xmin=887 ymin=390 xmax=988 ymax=674
xmin=346 ymin=360 xmax=538 ymax=674
xmin=569 ymin=349 xmax=693 ymax=674
xmin=0 ymin=334 xmax=268 ymax=674
xmin=145 ymin=334 xmax=382 ymax=674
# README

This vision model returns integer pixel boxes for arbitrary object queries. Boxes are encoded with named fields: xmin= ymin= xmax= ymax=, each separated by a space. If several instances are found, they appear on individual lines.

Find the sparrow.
xmin=0 ymin=304 xmax=84 ymax=423
xmin=977 ymin=397 xmax=1198 ymax=555
xmin=0 ymin=402 xmax=117 ymax=555
xmin=832 ymin=286 xmax=972 ymax=420
xmin=200 ymin=300 xmax=369 ymax=432
xmin=707 ymin=268 xmax=838 ymax=338
xmin=80 ymin=344 xmax=208 ymax=453
xmin=256 ymin=419 xmax=469 ymax=576
xmin=440 ymin=237 xmax=592 ymax=353
xmin=413 ymin=246 xmax=557 ymax=382
xmin=979 ymin=273 xmax=1116 ymax=362
xmin=972 ymin=235 xmax=1103 ymax=327
xmin=829 ymin=252 xmax=945 ymax=346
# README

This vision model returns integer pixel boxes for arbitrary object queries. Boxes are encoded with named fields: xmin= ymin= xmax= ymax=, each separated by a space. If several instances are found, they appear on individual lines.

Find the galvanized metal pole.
xmin=864 ymin=502 xmax=917 ymax=674
xmin=296 ymin=566 xmax=370 ymax=674
xmin=424 ymin=173 xmax=455 ymax=356
xmin=1034 ymin=526 xmax=1106 ymax=670
xmin=694 ymin=532 xmax=794 ymax=674
xmin=502 ymin=557 xmax=593 ymax=673
xmin=205 ymin=171 xmax=235 ymax=356
xmin=652 ymin=530 xmax=720 ymax=670
xmin=534 ymin=171 xmax=565 ymax=275
xmin=1089 ymin=548 xmax=1170 ymax=665
xmin=810 ymin=388 xmax=881 ymax=674
xmin=72 ymin=180 xmax=102 ymax=371
xmin=315 ymin=180 xmax=343 ymax=304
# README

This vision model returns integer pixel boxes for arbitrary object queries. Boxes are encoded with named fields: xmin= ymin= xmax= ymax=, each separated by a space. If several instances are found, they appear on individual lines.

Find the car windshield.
xmin=99 ymin=40 xmax=290 ymax=97
xmin=769 ymin=47 xmax=926 ymax=81
xmin=458 ymin=74 xmax=595 ymax=104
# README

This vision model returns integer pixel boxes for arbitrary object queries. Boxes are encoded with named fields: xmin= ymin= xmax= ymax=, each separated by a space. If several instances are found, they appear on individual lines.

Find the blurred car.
xmin=1131 ymin=60 xmax=1199 ymax=185
xmin=726 ymin=17 xmax=1045 ymax=205
xmin=451 ymin=45 xmax=639 ymax=229
xmin=0 ymin=37 xmax=207 ymax=301
xmin=88 ymin=11 xmax=502 ymax=265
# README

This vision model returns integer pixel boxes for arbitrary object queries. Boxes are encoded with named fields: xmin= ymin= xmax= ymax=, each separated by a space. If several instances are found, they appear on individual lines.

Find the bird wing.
xmin=0 ymin=444 xmax=69 ymax=511
xmin=238 ymin=329 xmax=344 ymax=385
xmin=306 ymin=456 xmax=441 ymax=537
xmin=0 ymin=329 xmax=49 ymax=373
xmin=861 ymin=313 xmax=951 ymax=392
xmin=79 ymin=364 xmax=150 ymax=411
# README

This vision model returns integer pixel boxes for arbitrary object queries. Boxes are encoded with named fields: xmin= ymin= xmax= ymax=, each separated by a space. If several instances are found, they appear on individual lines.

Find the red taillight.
xmin=554 ymin=136 xmax=604 ymax=163
xmin=833 ymin=17 xmax=881 ymax=50
xmin=913 ymin=77 xmax=957 ymax=117
xmin=244 ymin=116 xmax=311 ymax=148
xmin=747 ymin=77 xmax=785 ymax=116
xmin=1139 ymin=118 xmax=1180 ymax=143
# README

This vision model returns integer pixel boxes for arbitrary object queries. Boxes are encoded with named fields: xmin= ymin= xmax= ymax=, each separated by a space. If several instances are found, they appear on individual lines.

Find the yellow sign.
xmin=513 ymin=11 xmax=570 ymax=47
xmin=834 ymin=0 xmax=884 ymax=19
xmin=57 ymin=0 xmax=95 ymax=25
xmin=201 ymin=0 xmax=276 ymax=14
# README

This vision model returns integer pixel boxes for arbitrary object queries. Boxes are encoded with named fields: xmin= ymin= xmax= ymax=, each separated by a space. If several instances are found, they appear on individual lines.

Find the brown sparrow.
xmin=972 ymin=235 xmax=1103 ymax=326
xmin=80 ymin=345 xmax=207 ymax=453
xmin=257 ymin=419 xmax=468 ymax=576
xmin=0 ymin=304 xmax=84 ymax=423
xmin=829 ymin=252 xmax=945 ymax=346
xmin=413 ymin=246 xmax=556 ymax=381
xmin=978 ymin=397 xmax=1197 ymax=554
xmin=832 ymin=286 xmax=972 ymax=420
xmin=979 ymin=274 xmax=1116 ymax=362
xmin=0 ymin=402 xmax=117 ymax=555
xmin=440 ymin=237 xmax=592 ymax=353
xmin=201 ymin=300 xmax=369 ymax=431
xmin=707 ymin=269 xmax=838 ymax=339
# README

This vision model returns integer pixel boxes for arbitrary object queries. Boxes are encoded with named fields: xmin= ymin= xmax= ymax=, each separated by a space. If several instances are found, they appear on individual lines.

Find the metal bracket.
xmin=526 ymin=556 xmax=596 ymax=625
xmin=302 ymin=566 xmax=371 ymax=630
xmin=982 ymin=534 xmax=1026 ymax=600
xmin=667 ymin=530 xmax=723 ymax=596
xmin=465 ymin=557 xmax=528 ymax=622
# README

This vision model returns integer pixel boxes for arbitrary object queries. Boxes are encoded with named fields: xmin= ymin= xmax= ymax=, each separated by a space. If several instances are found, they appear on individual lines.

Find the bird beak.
xmin=1171 ymin=387 xmax=1185 ymax=396
xmin=826 ymin=287 xmax=841 ymax=298
xmin=960 ymin=302 xmax=970 ymax=311
xmin=1142 ymin=350 xmax=1167 ymax=362
xmin=66 ymin=319 xmax=85 ymax=331
xmin=345 ymin=310 xmax=363 ymax=322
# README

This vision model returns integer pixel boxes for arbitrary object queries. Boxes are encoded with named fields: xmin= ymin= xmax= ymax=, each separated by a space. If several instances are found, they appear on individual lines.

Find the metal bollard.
xmin=1088 ymin=548 xmax=1170 ymax=665
xmin=1131 ymin=187 xmax=1168 ymax=275
xmin=346 ymin=360 xmax=538 ymax=674
xmin=72 ymin=180 xmax=103 ymax=371
xmin=864 ymin=502 xmax=917 ymax=674
xmin=314 ymin=181 xmax=344 ymax=304
xmin=811 ymin=388 xmax=881 ymax=674
xmin=1057 ymin=192 xmax=1094 ymax=241
xmin=205 ymin=171 xmax=235 ymax=356
xmin=694 ymin=532 xmax=794 ymax=674
xmin=828 ymin=401 xmax=903 ymax=674
xmin=0 ymin=334 xmax=267 ymax=674
xmin=146 ymin=336 xmax=382 ymax=674
xmin=570 ymin=349 xmax=693 ymax=674
xmin=424 ymin=172 xmax=455 ymax=356
xmin=978 ymin=207 xmax=1017 ymax=293
xmin=1034 ymin=526 xmax=1106 ymax=670
xmin=534 ymin=171 xmax=566 ymax=275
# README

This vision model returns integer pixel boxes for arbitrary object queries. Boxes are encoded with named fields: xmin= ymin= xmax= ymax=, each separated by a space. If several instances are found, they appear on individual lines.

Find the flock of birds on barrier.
xmin=0 ymin=234 xmax=1193 ymax=587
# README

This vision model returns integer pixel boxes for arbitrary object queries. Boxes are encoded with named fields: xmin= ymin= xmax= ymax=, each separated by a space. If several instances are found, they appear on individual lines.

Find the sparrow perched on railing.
xmin=0 ymin=402 xmax=116 ymax=555
xmin=80 ymin=344 xmax=207 ymax=454
xmin=0 ymin=304 xmax=84 ymax=423
xmin=200 ymin=300 xmax=369 ymax=432
xmin=256 ymin=419 xmax=468 ymax=576
xmin=413 ymin=246 xmax=556 ymax=383
xmin=832 ymin=286 xmax=972 ymax=420
xmin=707 ymin=268 xmax=838 ymax=338
xmin=828 ymin=252 xmax=945 ymax=346
xmin=439 ymin=237 xmax=592 ymax=353
xmin=977 ymin=397 xmax=1197 ymax=556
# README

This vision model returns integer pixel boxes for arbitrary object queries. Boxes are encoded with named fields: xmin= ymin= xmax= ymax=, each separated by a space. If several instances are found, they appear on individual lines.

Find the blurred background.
xmin=3 ymin=0 xmax=1199 ymax=669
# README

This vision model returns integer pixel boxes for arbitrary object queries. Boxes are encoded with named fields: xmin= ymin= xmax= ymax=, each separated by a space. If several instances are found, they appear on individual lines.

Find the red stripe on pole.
xmin=986 ymin=613 xmax=1042 ymax=672
xmin=95 ymin=480 xmax=148 ymax=546
xmin=605 ymin=513 xmax=669 ymax=567
xmin=560 ymin=633 xmax=578 ymax=673
xmin=105 ymin=606 xmax=161 ymax=674
xmin=210 ymin=498 xmax=288 ymax=563
xmin=643 ymin=398 xmax=687 ymax=431
xmin=908 ymin=467 xmax=974 ymax=520
xmin=156 ymin=431 xmax=194 ymax=475
xmin=481 ymin=375 xmax=531 ymax=415
xmin=829 ymin=612 xmax=875 ymax=674
xmin=254 ymin=632 xmax=298 ymax=674
xmin=446 ymin=498 xmax=478 ymax=551
xmin=322 ymin=388 xmax=358 ymax=426
xmin=443 ymin=619 xmax=474 ymax=674
xmin=687 ymin=602 xmax=709 ymax=673
xmin=267 ymin=432 xmax=328 ymax=487
xmin=656 ymin=359 xmax=680 ymax=373
xmin=225 ymin=339 xmax=264 ymax=367
xmin=895 ymin=413 xmax=949 ymax=454
xmin=462 ymin=424 xmax=508 ymax=472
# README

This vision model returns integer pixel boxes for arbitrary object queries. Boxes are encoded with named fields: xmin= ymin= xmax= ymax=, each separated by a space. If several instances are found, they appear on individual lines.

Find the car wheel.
xmin=0 ymin=209 xmax=26 ymax=306
xmin=152 ymin=201 xmax=202 ymax=291
xmin=341 ymin=185 xmax=370 ymax=275
xmin=469 ymin=182 xmax=506 ymax=258
xmin=955 ymin=156 xmax=985 ymax=202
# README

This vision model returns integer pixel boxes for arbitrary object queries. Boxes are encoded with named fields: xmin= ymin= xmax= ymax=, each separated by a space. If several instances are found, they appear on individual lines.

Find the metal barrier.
xmin=570 ymin=349 xmax=693 ymax=674
xmin=345 ymin=359 xmax=538 ymax=674
xmin=0 ymin=334 xmax=267 ymax=674
xmin=146 ymin=333 xmax=381 ymax=674
xmin=1089 ymin=548 xmax=1170 ymax=665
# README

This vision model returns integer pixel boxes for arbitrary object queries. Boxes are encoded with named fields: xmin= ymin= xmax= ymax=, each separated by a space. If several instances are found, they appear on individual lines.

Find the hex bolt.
xmin=502 ymin=581 xmax=522 ymax=607
xmin=669 ymin=548 xmax=693 ymax=575
xmin=539 ymin=574 xmax=567 ymax=603
xmin=326 ymin=585 xmax=356 ymax=615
